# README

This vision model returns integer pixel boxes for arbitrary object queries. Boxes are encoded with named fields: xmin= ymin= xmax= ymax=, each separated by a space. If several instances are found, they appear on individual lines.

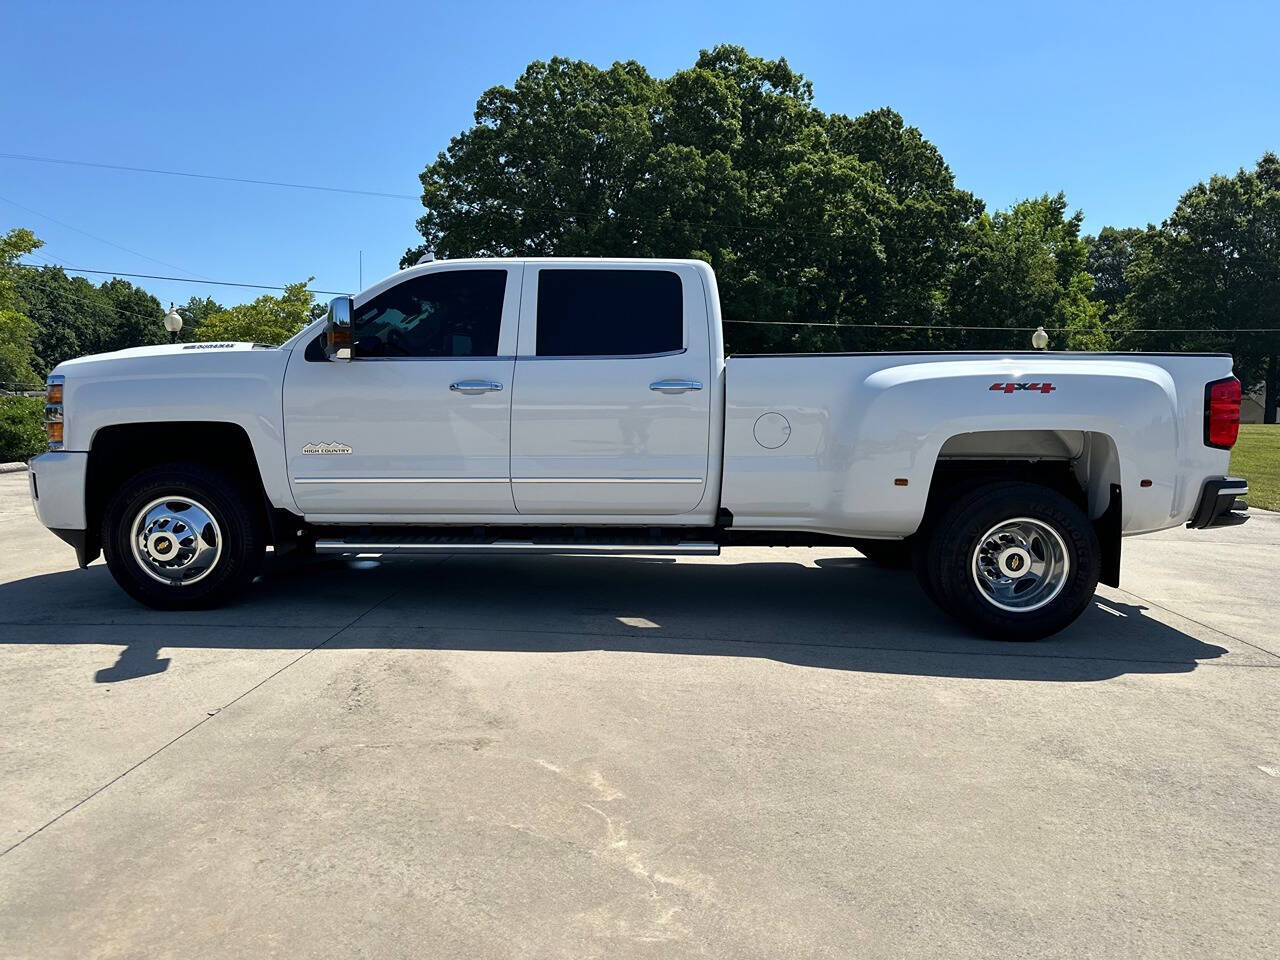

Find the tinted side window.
xmin=535 ymin=269 xmax=683 ymax=357
xmin=353 ymin=269 xmax=506 ymax=358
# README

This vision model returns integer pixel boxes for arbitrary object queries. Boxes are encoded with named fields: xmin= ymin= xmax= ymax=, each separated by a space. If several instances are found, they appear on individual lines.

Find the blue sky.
xmin=2 ymin=0 xmax=1277 ymax=310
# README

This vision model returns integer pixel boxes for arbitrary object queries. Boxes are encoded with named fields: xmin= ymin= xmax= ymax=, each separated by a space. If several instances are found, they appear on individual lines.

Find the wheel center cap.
xmin=147 ymin=531 xmax=178 ymax=560
xmin=997 ymin=547 xmax=1031 ymax=578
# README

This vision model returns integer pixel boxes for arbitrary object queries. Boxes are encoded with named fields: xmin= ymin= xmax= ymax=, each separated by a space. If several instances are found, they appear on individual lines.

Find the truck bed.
xmin=722 ymin=351 xmax=1235 ymax=538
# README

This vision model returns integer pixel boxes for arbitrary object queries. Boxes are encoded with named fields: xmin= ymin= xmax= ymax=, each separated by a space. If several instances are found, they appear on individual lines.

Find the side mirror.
xmin=325 ymin=296 xmax=353 ymax=361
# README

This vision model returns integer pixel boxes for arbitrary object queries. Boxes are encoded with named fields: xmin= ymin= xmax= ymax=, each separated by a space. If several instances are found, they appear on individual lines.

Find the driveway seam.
xmin=0 ymin=587 xmax=401 ymax=860
xmin=1110 ymin=585 xmax=1280 ymax=663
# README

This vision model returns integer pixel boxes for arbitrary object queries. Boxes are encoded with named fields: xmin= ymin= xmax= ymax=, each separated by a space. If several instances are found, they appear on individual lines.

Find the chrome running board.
xmin=314 ymin=539 xmax=720 ymax=557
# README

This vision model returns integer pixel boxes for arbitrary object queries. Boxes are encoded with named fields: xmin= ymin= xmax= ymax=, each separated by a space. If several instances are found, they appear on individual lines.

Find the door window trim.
xmin=514 ymin=347 xmax=687 ymax=362
xmin=355 ymin=355 xmax=517 ymax=363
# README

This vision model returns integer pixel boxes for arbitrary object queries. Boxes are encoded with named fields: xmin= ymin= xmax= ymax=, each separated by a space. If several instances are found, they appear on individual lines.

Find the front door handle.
xmin=649 ymin=378 xmax=703 ymax=394
xmin=450 ymin=379 xmax=504 ymax=394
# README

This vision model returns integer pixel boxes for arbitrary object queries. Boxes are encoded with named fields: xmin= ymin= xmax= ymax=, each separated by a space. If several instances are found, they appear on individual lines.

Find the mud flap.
xmin=1094 ymin=483 xmax=1121 ymax=588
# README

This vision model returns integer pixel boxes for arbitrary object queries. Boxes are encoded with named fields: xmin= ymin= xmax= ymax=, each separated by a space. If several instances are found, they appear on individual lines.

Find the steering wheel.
xmin=383 ymin=327 xmax=412 ymax=356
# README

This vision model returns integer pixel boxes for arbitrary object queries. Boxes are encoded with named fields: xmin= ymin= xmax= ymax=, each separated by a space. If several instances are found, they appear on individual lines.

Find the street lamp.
xmin=163 ymin=303 xmax=184 ymax=343
xmin=1031 ymin=326 xmax=1050 ymax=350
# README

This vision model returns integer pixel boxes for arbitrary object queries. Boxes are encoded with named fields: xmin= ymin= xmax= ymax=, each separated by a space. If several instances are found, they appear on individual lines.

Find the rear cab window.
xmin=533 ymin=269 xmax=683 ymax=357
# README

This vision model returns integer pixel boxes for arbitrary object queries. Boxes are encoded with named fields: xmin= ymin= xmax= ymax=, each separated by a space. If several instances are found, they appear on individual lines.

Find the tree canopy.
xmin=945 ymin=194 xmax=1106 ymax=352
xmin=13 ymin=262 xmax=166 ymax=375
xmin=403 ymin=46 xmax=985 ymax=353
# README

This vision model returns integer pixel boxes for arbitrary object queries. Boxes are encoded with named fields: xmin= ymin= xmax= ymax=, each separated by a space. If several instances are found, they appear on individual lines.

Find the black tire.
xmin=917 ymin=481 xmax=1100 ymax=641
xmin=849 ymin=537 xmax=913 ymax=569
xmin=101 ymin=462 xmax=263 ymax=610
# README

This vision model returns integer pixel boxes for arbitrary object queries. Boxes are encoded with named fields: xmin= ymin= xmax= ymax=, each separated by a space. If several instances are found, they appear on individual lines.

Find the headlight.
xmin=45 ymin=375 xmax=65 ymax=450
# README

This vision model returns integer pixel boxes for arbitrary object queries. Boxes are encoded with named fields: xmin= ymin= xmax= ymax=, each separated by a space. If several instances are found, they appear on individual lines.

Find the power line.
xmin=0 ymin=150 xmax=994 ymax=243
xmin=722 ymin=318 xmax=1280 ymax=333
xmin=7 ymin=149 xmax=1280 ymax=264
xmin=15 ymin=262 xmax=1277 ymax=334
xmin=0 ymin=152 xmax=419 ymax=201
xmin=15 ymin=262 xmax=351 ymax=296
xmin=13 ymin=267 xmax=161 ymax=325
xmin=29 ymin=249 xmax=84 ymax=271
xmin=0 ymin=192 xmax=212 ymax=280
xmin=726 ymin=318 xmax=1050 ymax=331
xmin=0 ymin=149 xmax=908 ymax=240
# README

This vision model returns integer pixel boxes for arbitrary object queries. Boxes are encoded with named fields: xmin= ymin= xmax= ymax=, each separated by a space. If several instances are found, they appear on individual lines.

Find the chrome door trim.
xmin=515 ymin=347 xmax=689 ymax=361
xmin=293 ymin=477 xmax=510 ymax=485
xmin=355 ymin=355 xmax=517 ymax=362
xmin=511 ymin=477 xmax=704 ymax=484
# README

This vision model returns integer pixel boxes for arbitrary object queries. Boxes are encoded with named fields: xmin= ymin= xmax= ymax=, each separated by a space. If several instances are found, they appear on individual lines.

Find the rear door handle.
xmin=649 ymin=378 xmax=702 ymax=394
xmin=450 ymin=379 xmax=503 ymax=394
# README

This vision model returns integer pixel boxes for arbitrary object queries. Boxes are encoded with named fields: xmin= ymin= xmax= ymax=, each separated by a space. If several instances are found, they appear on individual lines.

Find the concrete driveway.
xmin=1 ymin=470 xmax=1276 ymax=959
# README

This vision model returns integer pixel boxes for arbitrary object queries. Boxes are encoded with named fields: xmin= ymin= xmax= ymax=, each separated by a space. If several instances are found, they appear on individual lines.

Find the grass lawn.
xmin=1231 ymin=424 xmax=1280 ymax=511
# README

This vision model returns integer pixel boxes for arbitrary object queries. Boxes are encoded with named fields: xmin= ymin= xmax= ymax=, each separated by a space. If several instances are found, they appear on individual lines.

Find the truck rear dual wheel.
xmin=917 ymin=482 xmax=1100 ymax=641
xmin=101 ymin=463 xmax=263 ymax=610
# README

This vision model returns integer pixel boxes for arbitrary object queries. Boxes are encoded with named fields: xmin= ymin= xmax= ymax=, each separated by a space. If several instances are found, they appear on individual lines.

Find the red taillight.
xmin=1204 ymin=376 xmax=1241 ymax=449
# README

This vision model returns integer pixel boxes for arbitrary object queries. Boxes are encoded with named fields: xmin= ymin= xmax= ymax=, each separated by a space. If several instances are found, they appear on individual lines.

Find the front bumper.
xmin=29 ymin=449 xmax=88 ymax=524
xmin=1187 ymin=476 xmax=1249 ymax=529
xmin=29 ymin=452 xmax=98 ymax=567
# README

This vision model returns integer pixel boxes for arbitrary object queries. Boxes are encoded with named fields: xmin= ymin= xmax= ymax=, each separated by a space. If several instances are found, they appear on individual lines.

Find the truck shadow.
xmin=0 ymin=552 xmax=1233 ymax=684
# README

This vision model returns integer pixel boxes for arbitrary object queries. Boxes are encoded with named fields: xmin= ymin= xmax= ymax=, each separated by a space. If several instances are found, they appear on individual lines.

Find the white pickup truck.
xmin=29 ymin=258 xmax=1248 ymax=639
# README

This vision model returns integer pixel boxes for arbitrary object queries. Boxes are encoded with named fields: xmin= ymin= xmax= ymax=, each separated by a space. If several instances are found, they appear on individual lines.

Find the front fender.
xmin=58 ymin=348 xmax=297 ymax=513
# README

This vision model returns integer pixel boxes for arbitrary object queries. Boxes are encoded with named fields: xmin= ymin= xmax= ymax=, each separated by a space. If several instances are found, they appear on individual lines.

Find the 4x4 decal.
xmin=990 ymin=382 xmax=1056 ymax=394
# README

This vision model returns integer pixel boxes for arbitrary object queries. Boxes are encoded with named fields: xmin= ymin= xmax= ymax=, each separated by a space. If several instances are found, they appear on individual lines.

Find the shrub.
xmin=0 ymin=395 xmax=46 ymax=463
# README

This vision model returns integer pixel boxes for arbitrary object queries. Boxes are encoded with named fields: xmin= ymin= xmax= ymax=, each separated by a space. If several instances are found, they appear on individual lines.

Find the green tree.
xmin=1085 ymin=225 xmax=1150 ymax=324
xmin=16 ymin=266 xmax=114 ymax=373
xmin=95 ymin=278 xmax=165 ymax=354
xmin=196 ymin=281 xmax=315 ymax=345
xmin=0 ymin=228 xmax=43 ymax=390
xmin=1118 ymin=153 xmax=1280 ymax=421
xmin=403 ymin=46 xmax=980 ymax=353
xmin=14 ymin=266 xmax=164 ymax=372
xmin=0 ymin=395 xmax=46 ymax=461
xmin=169 ymin=295 xmax=225 ymax=342
xmin=945 ymin=194 xmax=1107 ymax=351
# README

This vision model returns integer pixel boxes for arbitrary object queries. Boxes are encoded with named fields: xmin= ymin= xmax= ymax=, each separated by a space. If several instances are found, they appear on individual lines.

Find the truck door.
xmin=510 ymin=264 xmax=713 ymax=515
xmin=282 ymin=265 xmax=519 ymax=517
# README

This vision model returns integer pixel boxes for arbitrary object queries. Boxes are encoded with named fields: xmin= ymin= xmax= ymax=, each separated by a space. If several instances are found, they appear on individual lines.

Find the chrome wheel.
xmin=129 ymin=496 xmax=222 ymax=586
xmin=970 ymin=517 xmax=1070 ymax=613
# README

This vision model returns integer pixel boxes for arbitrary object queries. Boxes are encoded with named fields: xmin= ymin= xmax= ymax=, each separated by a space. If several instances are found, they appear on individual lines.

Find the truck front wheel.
xmin=101 ymin=463 xmax=263 ymax=610
xmin=918 ymin=481 xmax=1100 ymax=641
